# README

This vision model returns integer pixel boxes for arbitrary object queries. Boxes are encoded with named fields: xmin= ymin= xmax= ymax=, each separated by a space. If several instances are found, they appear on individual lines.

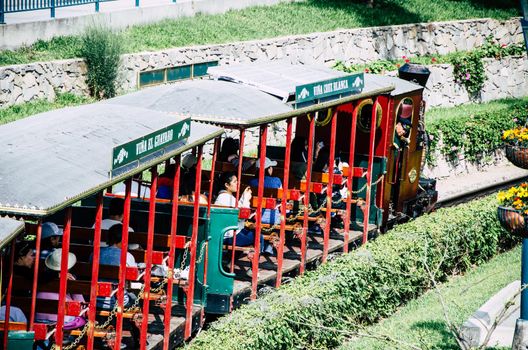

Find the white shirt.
xmin=214 ymin=191 xmax=251 ymax=238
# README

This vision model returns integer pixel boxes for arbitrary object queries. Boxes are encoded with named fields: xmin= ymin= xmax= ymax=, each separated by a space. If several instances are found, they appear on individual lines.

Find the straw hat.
xmin=45 ymin=248 xmax=77 ymax=271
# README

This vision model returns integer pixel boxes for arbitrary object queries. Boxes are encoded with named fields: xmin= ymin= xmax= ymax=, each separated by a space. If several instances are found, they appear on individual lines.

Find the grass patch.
xmin=0 ymin=93 xmax=94 ymax=125
xmin=425 ymin=97 xmax=528 ymax=123
xmin=340 ymin=245 xmax=521 ymax=350
xmin=0 ymin=0 xmax=519 ymax=66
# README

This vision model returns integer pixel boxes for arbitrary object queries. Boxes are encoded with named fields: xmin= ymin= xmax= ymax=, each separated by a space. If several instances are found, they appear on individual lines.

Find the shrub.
xmin=426 ymin=99 xmax=528 ymax=164
xmin=79 ymin=25 xmax=123 ymax=99
xmin=189 ymin=196 xmax=516 ymax=350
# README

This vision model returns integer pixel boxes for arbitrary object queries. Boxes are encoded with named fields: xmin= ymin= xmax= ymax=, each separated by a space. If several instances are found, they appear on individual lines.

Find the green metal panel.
xmin=205 ymin=207 xmax=238 ymax=314
xmin=351 ymin=155 xmax=387 ymax=228
xmin=194 ymin=61 xmax=218 ymax=77
xmin=167 ymin=65 xmax=191 ymax=82
xmin=139 ymin=69 xmax=165 ymax=88
xmin=7 ymin=331 xmax=34 ymax=350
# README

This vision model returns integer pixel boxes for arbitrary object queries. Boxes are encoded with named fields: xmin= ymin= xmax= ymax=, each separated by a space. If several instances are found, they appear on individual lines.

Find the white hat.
xmin=45 ymin=248 xmax=77 ymax=271
xmin=182 ymin=153 xmax=198 ymax=169
xmin=256 ymin=157 xmax=277 ymax=169
xmin=41 ymin=222 xmax=63 ymax=240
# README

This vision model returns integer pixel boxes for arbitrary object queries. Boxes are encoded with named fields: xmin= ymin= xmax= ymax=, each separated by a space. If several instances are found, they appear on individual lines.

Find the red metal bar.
xmin=140 ymin=167 xmax=158 ymax=349
xmin=185 ymin=146 xmax=203 ymax=339
xmin=362 ymin=98 xmax=379 ymax=245
xmin=345 ymin=103 xmax=359 ymax=253
xmin=300 ymin=114 xmax=316 ymax=274
xmin=276 ymin=118 xmax=292 ymax=288
xmin=2 ymin=240 xmax=15 ymax=349
xmin=87 ymin=192 xmax=103 ymax=350
xmin=235 ymin=130 xmax=245 ymax=204
xmin=55 ymin=207 xmax=72 ymax=347
xmin=29 ymin=220 xmax=42 ymax=330
xmin=323 ymin=109 xmax=338 ymax=262
xmin=230 ymin=130 xmax=245 ymax=275
xmin=208 ymin=137 xmax=220 ymax=217
xmin=163 ymin=155 xmax=181 ymax=350
xmin=251 ymin=125 xmax=268 ymax=300
xmin=115 ymin=178 xmax=132 ymax=349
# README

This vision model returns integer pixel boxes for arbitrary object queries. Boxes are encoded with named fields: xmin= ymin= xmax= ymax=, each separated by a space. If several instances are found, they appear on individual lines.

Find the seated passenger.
xmin=0 ymin=305 xmax=27 ymax=323
xmin=290 ymin=137 xmax=324 ymax=180
xmin=91 ymin=224 xmax=139 ymax=347
xmin=219 ymin=137 xmax=255 ymax=171
xmin=12 ymin=241 xmax=36 ymax=297
xmin=249 ymin=157 xmax=282 ymax=189
xmin=40 ymin=222 xmax=63 ymax=260
xmin=35 ymin=249 xmax=86 ymax=330
xmin=157 ymin=163 xmax=177 ymax=200
xmin=214 ymin=172 xmax=265 ymax=250
xmin=99 ymin=197 xmax=134 ymax=232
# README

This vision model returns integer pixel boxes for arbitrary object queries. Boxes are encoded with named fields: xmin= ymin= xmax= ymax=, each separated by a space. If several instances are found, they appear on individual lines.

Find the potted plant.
xmin=497 ymin=183 xmax=528 ymax=237
xmin=503 ymin=126 xmax=528 ymax=169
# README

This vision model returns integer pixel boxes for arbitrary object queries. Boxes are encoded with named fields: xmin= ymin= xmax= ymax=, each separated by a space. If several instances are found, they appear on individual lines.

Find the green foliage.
xmin=0 ymin=93 xmax=93 ymax=125
xmin=425 ymin=98 xmax=528 ymax=164
xmin=0 ymin=0 xmax=519 ymax=67
xmin=450 ymin=37 xmax=525 ymax=96
xmin=189 ymin=195 xmax=515 ymax=350
xmin=79 ymin=25 xmax=123 ymax=99
xmin=342 ymin=245 xmax=521 ymax=350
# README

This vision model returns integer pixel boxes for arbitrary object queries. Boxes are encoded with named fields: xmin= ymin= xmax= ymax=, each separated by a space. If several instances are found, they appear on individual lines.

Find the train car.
xmin=0 ymin=61 xmax=437 ymax=350
xmin=0 ymin=103 xmax=230 ymax=349
xmin=107 ymin=61 xmax=438 ymax=307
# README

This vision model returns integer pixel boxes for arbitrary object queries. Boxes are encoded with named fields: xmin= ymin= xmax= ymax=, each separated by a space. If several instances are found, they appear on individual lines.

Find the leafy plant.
xmin=188 ymin=195 xmax=515 ymax=350
xmin=426 ymin=99 xmax=528 ymax=164
xmin=450 ymin=50 xmax=485 ymax=97
xmin=79 ymin=25 xmax=123 ymax=99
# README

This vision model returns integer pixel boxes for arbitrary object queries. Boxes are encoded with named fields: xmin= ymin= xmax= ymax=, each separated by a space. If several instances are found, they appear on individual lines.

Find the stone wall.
xmin=0 ymin=17 xmax=525 ymax=109
xmin=0 ymin=59 xmax=87 ymax=106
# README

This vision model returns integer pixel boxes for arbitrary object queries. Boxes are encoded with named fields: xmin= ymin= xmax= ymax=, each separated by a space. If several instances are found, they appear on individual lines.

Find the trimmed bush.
xmin=79 ymin=25 xmax=123 ymax=99
xmin=189 ymin=196 xmax=516 ymax=349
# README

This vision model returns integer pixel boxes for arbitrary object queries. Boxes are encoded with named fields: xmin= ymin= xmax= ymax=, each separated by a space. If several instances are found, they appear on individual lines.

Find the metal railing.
xmin=0 ymin=0 xmax=177 ymax=24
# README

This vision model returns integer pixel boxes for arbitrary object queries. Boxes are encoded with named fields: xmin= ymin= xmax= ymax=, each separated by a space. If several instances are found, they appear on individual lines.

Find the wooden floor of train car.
xmin=231 ymin=224 xmax=376 ymax=302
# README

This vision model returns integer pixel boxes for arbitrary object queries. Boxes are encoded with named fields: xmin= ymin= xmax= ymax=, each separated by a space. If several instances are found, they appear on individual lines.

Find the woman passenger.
xmin=214 ymin=172 xmax=264 ymax=250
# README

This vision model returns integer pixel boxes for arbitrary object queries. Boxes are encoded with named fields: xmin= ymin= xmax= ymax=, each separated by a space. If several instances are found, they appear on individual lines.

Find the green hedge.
xmin=426 ymin=98 xmax=528 ymax=165
xmin=189 ymin=196 xmax=516 ymax=350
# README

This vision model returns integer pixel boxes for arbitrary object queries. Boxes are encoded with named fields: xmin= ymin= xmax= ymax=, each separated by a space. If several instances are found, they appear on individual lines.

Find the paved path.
xmin=3 ymin=0 xmax=191 ymax=24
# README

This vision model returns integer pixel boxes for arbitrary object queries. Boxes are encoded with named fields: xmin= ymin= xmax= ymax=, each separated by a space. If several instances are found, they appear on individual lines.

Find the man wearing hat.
xmin=40 ymin=222 xmax=63 ymax=260
xmin=395 ymin=103 xmax=413 ymax=145
xmin=249 ymin=157 xmax=282 ymax=189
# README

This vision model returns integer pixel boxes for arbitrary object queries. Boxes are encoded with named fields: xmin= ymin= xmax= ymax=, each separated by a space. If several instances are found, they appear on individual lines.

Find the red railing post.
xmin=208 ymin=138 xmax=219 ymax=217
xmin=362 ymin=98 xmax=379 ymax=245
xmin=87 ymin=192 xmax=103 ymax=350
xmin=251 ymin=125 xmax=268 ymax=300
xmin=300 ymin=114 xmax=316 ymax=274
xmin=140 ymin=166 xmax=158 ymax=350
xmin=231 ymin=130 xmax=245 ymax=275
xmin=323 ymin=109 xmax=338 ymax=262
xmin=115 ymin=179 xmax=132 ymax=348
xmin=185 ymin=146 xmax=203 ymax=339
xmin=29 ymin=220 xmax=42 ymax=330
xmin=345 ymin=102 xmax=359 ymax=253
xmin=55 ymin=207 xmax=72 ymax=347
xmin=276 ymin=118 xmax=292 ymax=288
xmin=2 ymin=240 xmax=16 ymax=349
xmin=163 ymin=155 xmax=181 ymax=350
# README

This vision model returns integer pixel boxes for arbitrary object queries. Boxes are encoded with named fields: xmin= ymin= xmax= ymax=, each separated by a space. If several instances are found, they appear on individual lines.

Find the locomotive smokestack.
xmin=398 ymin=63 xmax=431 ymax=88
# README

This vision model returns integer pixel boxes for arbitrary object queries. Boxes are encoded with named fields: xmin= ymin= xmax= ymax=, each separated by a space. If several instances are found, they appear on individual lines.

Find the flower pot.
xmin=505 ymin=144 xmax=528 ymax=169
xmin=497 ymin=205 xmax=528 ymax=238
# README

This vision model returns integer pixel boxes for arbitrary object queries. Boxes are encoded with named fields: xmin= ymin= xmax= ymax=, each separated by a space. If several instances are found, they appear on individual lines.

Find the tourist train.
xmin=0 ymin=61 xmax=437 ymax=349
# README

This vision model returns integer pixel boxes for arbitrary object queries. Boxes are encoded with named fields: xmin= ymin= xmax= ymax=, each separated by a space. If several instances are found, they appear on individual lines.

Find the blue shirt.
xmin=99 ymin=246 xmax=136 ymax=267
xmin=249 ymin=176 xmax=282 ymax=189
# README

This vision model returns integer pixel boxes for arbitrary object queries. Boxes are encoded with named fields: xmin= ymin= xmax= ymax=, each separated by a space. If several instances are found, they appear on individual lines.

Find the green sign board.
xmin=295 ymin=73 xmax=364 ymax=105
xmin=111 ymin=118 xmax=191 ymax=176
